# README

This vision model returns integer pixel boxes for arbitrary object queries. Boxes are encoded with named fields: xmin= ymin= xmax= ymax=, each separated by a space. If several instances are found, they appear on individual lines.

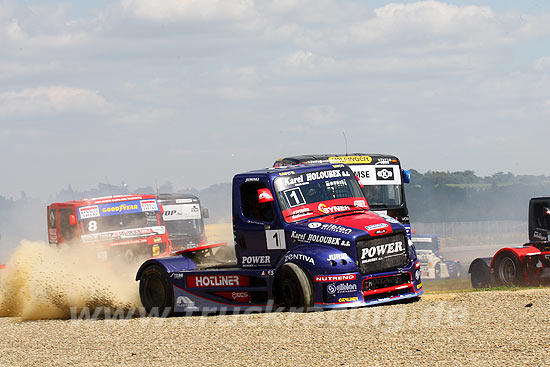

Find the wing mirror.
xmin=257 ymin=188 xmax=274 ymax=203
xmin=201 ymin=207 xmax=210 ymax=219
xmin=402 ymin=169 xmax=411 ymax=184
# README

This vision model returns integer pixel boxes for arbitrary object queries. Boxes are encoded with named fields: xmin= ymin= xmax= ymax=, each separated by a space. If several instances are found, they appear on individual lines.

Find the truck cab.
xmin=136 ymin=164 xmax=422 ymax=314
xmin=469 ymin=197 xmax=550 ymax=288
xmin=412 ymin=234 xmax=461 ymax=279
xmin=157 ymin=193 xmax=209 ymax=254
xmin=47 ymin=195 xmax=171 ymax=261
xmin=273 ymin=154 xmax=412 ymax=237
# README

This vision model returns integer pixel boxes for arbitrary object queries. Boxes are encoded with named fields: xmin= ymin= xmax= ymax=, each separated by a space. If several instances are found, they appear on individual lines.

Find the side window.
xmin=48 ymin=209 xmax=57 ymax=229
xmin=535 ymin=202 xmax=550 ymax=230
xmin=59 ymin=208 xmax=76 ymax=241
xmin=240 ymin=182 xmax=274 ymax=223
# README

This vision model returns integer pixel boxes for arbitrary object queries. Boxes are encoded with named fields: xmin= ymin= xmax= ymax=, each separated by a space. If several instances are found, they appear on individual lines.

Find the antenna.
xmin=342 ymin=131 xmax=348 ymax=155
xmin=155 ymin=180 xmax=159 ymax=195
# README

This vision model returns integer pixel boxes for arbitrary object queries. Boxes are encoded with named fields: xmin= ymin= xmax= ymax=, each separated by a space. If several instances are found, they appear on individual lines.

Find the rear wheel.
xmin=139 ymin=264 xmax=174 ymax=317
xmin=274 ymin=263 xmax=313 ymax=311
xmin=495 ymin=253 xmax=524 ymax=287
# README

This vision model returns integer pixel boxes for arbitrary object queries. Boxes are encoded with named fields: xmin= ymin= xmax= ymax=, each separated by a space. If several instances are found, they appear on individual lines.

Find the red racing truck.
xmin=469 ymin=197 xmax=550 ymax=287
xmin=47 ymin=195 xmax=171 ymax=261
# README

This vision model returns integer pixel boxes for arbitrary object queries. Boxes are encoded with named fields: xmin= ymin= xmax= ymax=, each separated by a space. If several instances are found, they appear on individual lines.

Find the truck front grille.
xmin=356 ymin=232 xmax=408 ymax=275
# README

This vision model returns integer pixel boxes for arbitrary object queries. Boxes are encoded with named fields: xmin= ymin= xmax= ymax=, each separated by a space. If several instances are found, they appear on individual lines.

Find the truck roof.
xmin=237 ymin=163 xmax=350 ymax=179
xmin=274 ymin=153 xmax=401 ymax=165
xmin=157 ymin=193 xmax=199 ymax=201
xmin=49 ymin=194 xmax=158 ymax=207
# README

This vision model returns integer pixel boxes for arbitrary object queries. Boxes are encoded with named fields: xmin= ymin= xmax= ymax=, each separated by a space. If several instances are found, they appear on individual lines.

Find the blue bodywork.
xmin=136 ymin=164 xmax=423 ymax=312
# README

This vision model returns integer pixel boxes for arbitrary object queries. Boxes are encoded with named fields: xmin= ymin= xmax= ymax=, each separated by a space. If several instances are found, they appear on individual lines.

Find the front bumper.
xmin=314 ymin=260 xmax=423 ymax=309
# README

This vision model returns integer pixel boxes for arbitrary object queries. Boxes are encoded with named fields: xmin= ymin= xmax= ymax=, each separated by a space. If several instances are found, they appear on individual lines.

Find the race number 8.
xmin=88 ymin=221 xmax=97 ymax=232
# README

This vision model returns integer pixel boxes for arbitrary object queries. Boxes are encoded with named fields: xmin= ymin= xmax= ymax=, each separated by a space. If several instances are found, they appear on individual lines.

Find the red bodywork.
xmin=47 ymin=195 xmax=172 ymax=260
xmin=491 ymin=244 xmax=550 ymax=284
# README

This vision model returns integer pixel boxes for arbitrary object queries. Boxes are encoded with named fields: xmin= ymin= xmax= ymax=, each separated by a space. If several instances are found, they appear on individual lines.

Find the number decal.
xmin=266 ymin=229 xmax=286 ymax=250
xmin=283 ymin=188 xmax=306 ymax=207
xmin=88 ymin=221 xmax=97 ymax=232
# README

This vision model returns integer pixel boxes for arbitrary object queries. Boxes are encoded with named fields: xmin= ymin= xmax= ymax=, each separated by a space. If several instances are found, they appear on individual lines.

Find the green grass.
xmin=422 ymin=277 xmax=546 ymax=294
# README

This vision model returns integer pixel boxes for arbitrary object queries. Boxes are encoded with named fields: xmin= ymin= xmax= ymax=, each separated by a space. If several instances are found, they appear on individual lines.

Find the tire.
xmin=139 ymin=264 xmax=174 ymax=317
xmin=494 ymin=253 xmax=524 ymax=287
xmin=274 ymin=262 xmax=314 ymax=311
xmin=434 ymin=263 xmax=441 ymax=280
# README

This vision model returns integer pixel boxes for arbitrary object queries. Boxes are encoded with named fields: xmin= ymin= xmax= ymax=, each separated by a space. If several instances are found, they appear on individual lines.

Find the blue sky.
xmin=1 ymin=0 xmax=550 ymax=198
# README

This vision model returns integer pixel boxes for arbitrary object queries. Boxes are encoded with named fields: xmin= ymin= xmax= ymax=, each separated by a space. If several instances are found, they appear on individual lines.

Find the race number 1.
xmin=266 ymin=229 xmax=286 ymax=250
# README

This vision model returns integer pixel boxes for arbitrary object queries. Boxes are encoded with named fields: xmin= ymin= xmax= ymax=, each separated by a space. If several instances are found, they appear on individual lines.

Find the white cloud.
xmin=0 ymin=86 xmax=110 ymax=117
xmin=121 ymin=0 xmax=257 ymax=22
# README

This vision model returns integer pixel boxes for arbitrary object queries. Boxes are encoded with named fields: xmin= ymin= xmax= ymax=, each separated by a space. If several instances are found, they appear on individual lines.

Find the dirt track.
xmin=1 ymin=288 xmax=549 ymax=367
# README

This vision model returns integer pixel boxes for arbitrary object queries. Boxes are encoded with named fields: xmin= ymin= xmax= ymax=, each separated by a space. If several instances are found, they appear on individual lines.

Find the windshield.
xmin=412 ymin=237 xmax=436 ymax=250
xmin=162 ymin=203 xmax=203 ymax=236
xmin=274 ymin=167 xmax=367 ymax=223
xmin=348 ymin=164 xmax=403 ymax=208
xmin=81 ymin=211 xmax=161 ymax=235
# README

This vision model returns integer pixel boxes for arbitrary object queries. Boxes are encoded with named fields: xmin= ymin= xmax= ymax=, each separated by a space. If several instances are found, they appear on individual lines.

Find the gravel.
xmin=1 ymin=288 xmax=550 ymax=367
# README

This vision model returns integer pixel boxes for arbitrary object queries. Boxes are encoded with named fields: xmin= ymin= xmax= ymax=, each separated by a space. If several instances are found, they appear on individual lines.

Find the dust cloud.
xmin=0 ymin=241 xmax=141 ymax=320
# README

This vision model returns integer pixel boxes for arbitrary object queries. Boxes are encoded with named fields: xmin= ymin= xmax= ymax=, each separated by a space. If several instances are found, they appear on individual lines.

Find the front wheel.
xmin=139 ymin=264 xmax=174 ymax=317
xmin=274 ymin=263 xmax=313 ymax=311
xmin=495 ymin=253 xmax=524 ymax=287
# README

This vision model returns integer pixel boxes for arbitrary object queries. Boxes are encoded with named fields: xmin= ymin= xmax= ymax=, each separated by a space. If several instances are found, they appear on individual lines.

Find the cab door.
xmin=233 ymin=176 xmax=285 ymax=268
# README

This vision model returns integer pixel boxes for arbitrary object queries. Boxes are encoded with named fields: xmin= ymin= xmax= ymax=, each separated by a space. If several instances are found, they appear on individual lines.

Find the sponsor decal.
xmin=258 ymin=188 xmax=274 ymax=203
xmin=163 ymin=204 xmax=201 ymax=220
xmin=290 ymin=208 xmax=312 ymax=219
xmin=215 ymin=291 xmax=251 ymax=303
xmin=312 ymin=223 xmax=353 ymax=235
xmin=318 ymin=203 xmax=350 ymax=214
xmin=360 ymin=241 xmax=405 ymax=263
xmin=374 ymin=229 xmax=387 ymax=234
xmin=171 ymin=273 xmax=185 ymax=279
xmin=338 ymin=296 xmax=359 ymax=303
xmin=376 ymin=168 xmax=394 ymax=180
xmin=306 ymin=170 xmax=344 ymax=181
xmin=314 ymin=274 xmax=357 ymax=282
xmin=308 ymin=222 xmax=322 ymax=229
xmin=242 ymin=255 xmax=271 ymax=266
xmin=187 ymin=275 xmax=249 ymax=288
xmin=176 ymin=296 xmax=195 ymax=307
xmin=152 ymin=244 xmax=160 ymax=257
xmin=533 ymin=231 xmax=547 ymax=241
xmin=284 ymin=253 xmax=315 ymax=265
xmin=79 ymin=205 xmax=100 ymax=219
xmin=279 ymin=171 xmax=295 ymax=176
xmin=354 ymin=200 xmax=367 ymax=208
xmin=327 ymin=282 xmax=358 ymax=295
xmin=328 ymin=253 xmax=348 ymax=261
xmin=175 ymin=198 xmax=193 ymax=203
xmin=140 ymin=200 xmax=158 ymax=212
xmin=245 ymin=177 xmax=260 ymax=182
xmin=375 ymin=157 xmax=393 ymax=165
xmin=365 ymin=223 xmax=389 ymax=231
xmin=261 ymin=269 xmax=275 ymax=277
xmin=290 ymin=231 xmax=348 ymax=246
xmin=102 ymin=203 xmax=138 ymax=214
xmin=328 ymin=156 xmax=372 ymax=164
xmin=153 ymin=237 xmax=162 ymax=243
xmin=379 ymin=214 xmax=400 ymax=224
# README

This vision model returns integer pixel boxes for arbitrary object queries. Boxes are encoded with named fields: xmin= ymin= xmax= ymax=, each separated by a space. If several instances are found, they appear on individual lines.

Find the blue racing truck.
xmin=136 ymin=164 xmax=422 ymax=314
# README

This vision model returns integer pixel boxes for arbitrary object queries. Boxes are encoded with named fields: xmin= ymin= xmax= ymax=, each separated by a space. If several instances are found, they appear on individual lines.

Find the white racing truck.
xmin=412 ymin=234 xmax=461 ymax=279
